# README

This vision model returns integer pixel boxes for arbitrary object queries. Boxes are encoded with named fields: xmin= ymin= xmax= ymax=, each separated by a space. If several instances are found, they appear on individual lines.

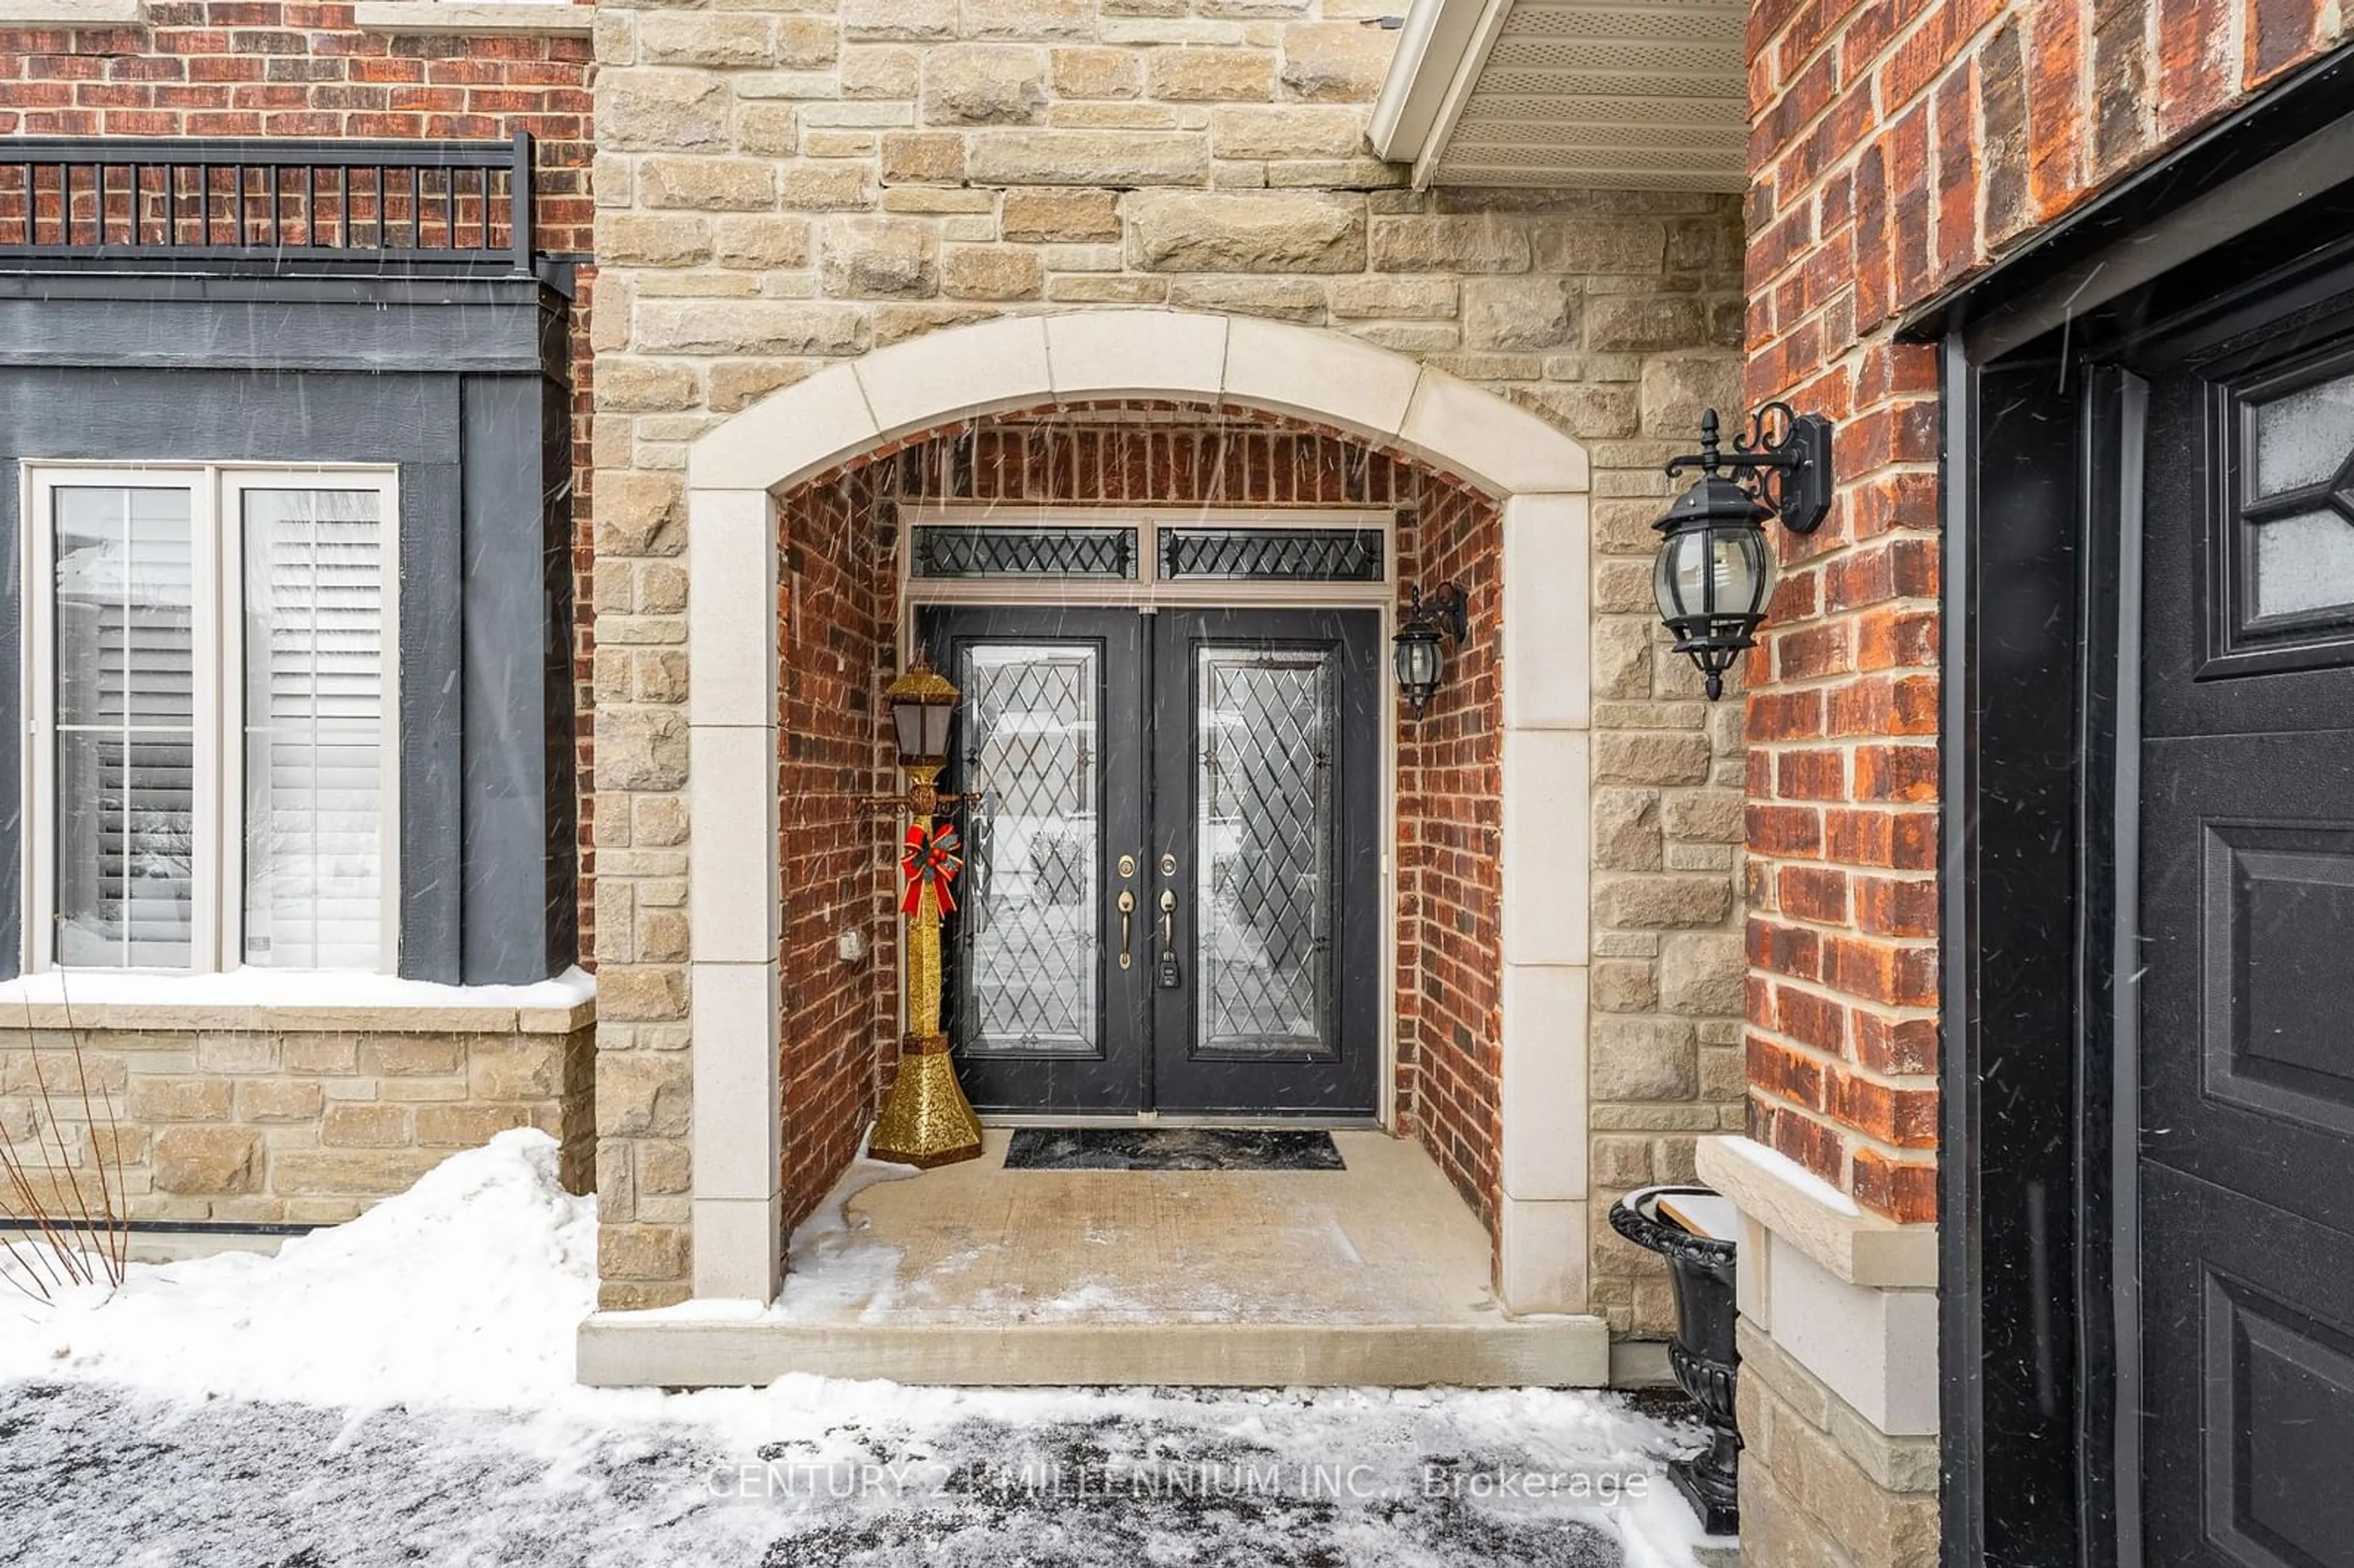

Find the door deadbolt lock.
xmin=1159 ymin=853 xmax=1178 ymax=877
xmin=1118 ymin=853 xmax=1137 ymax=880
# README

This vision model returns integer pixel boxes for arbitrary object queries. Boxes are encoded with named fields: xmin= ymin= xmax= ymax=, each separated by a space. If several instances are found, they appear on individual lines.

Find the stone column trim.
xmin=354 ymin=2 xmax=592 ymax=36
xmin=685 ymin=487 xmax=783 ymax=1301
xmin=0 ymin=0 xmax=141 ymax=20
xmin=1708 ymin=1134 xmax=1940 ymax=1436
xmin=1495 ymin=491 xmax=1591 ymax=1314
xmin=1697 ymin=1133 xmax=1937 ymax=1288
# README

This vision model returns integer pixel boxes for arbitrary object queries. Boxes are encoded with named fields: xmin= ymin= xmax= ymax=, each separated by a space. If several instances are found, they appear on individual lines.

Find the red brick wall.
xmin=867 ymin=403 xmax=1436 ymax=509
xmin=766 ymin=401 xmax=1507 ymax=1246
xmin=0 ymin=1 xmax=600 ymax=969
xmin=0 ymin=3 xmax=592 ymax=160
xmin=776 ymin=476 xmax=896 ymax=1230
xmin=1743 ymin=0 xmax=2349 ymax=1221
xmin=1393 ymin=483 xmax=1505 ymax=1248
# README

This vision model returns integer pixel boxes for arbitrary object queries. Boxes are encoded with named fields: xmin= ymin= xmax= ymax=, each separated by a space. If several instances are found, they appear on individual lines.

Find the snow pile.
xmin=0 ymin=1127 xmax=596 ymax=1409
xmin=0 ymin=1132 xmax=1723 ymax=1566
xmin=772 ymin=1157 xmax=921 ymax=1322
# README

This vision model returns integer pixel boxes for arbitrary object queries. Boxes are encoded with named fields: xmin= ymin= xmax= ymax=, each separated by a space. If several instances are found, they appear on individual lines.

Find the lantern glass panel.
xmin=920 ymin=700 xmax=955 ymax=762
xmin=892 ymin=699 xmax=924 ymax=762
xmin=1393 ymin=630 xmax=1443 ymax=695
xmin=1653 ymin=528 xmax=1699 ymax=622
xmin=1655 ymin=523 xmax=1771 ymax=624
xmin=1715 ymin=525 xmax=1772 ymax=618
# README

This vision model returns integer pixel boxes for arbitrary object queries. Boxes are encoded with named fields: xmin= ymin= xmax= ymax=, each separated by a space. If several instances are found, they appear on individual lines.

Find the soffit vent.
xmin=1430 ymin=0 xmax=1748 ymax=191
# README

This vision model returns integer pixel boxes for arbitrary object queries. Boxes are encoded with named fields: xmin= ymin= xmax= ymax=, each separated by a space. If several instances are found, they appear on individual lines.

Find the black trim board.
xmin=1939 ymin=336 xmax=2091 ymax=1568
xmin=0 ymin=275 xmax=576 ymax=983
xmin=0 ymin=272 xmax=571 ymax=375
xmin=1935 ymin=333 xmax=1976 ymax=1560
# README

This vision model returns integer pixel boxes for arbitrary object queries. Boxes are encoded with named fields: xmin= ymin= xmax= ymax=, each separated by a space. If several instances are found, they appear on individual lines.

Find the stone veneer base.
xmin=0 ymin=1009 xmax=597 ymax=1225
xmin=1735 ymin=1317 xmax=1938 ymax=1568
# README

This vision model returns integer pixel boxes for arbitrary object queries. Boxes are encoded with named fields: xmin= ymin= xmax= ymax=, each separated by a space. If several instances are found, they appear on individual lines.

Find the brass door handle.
xmin=1157 ymin=887 xmax=1181 ymax=989
xmin=1116 ymin=888 xmax=1135 ymax=970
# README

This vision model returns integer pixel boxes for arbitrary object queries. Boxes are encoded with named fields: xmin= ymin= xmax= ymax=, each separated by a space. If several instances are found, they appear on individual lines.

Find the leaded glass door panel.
xmin=1150 ymin=609 xmax=1379 ymax=1115
xmin=929 ymin=607 xmax=1145 ymax=1114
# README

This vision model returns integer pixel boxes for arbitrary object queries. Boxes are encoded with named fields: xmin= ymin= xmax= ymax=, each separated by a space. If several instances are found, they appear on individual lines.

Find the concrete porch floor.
xmin=579 ymin=1130 xmax=1610 ymax=1388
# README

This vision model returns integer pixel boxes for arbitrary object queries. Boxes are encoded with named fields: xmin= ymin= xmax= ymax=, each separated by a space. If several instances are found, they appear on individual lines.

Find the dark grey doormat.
xmin=1003 ymin=1127 xmax=1346 ymax=1171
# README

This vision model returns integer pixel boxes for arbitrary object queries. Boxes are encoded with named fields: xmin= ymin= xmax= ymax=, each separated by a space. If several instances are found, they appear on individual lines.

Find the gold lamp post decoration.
xmin=867 ymin=646 xmax=985 ymax=1169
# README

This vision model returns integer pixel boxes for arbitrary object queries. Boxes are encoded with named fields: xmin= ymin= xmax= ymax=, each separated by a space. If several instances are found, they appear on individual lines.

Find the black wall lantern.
xmin=1393 ymin=582 xmax=1468 ymax=716
xmin=1654 ymin=403 xmax=1834 ymax=699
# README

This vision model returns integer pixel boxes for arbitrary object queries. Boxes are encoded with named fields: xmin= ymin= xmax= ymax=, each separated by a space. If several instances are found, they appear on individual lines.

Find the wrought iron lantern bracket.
xmin=1664 ymin=403 xmax=1833 ymax=536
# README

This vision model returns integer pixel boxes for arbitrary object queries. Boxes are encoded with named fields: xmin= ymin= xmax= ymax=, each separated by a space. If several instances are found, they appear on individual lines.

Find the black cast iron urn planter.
xmin=1610 ymin=1184 xmax=1740 ymax=1536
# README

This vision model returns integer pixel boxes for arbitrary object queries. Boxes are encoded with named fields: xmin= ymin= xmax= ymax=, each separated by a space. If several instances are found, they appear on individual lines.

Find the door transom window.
xmin=902 ymin=507 xmax=1394 ymax=599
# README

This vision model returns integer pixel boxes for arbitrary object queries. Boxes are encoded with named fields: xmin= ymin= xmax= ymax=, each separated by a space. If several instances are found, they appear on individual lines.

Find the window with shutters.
xmin=22 ymin=466 xmax=399 ymax=975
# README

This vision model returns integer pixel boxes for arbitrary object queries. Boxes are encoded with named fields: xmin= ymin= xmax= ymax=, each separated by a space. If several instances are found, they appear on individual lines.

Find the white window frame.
xmin=20 ymin=463 xmax=402 ymax=977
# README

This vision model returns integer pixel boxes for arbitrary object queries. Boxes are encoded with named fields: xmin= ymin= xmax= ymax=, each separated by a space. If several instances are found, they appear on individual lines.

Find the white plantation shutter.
xmin=52 ymin=487 xmax=198 ymax=969
xmin=240 ymin=487 xmax=387 ymax=970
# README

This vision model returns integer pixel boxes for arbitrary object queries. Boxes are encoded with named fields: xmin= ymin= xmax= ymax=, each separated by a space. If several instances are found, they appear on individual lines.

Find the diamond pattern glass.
xmin=956 ymin=643 xmax=1099 ymax=1056
xmin=1159 ymin=527 xmax=1384 ymax=582
xmin=1195 ymin=646 xmax=1335 ymax=1057
xmin=911 ymin=527 xmax=1137 ymax=580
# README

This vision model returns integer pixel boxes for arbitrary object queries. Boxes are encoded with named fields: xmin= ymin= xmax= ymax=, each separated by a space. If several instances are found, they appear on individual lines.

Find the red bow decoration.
xmin=899 ymin=822 xmax=964 ymax=916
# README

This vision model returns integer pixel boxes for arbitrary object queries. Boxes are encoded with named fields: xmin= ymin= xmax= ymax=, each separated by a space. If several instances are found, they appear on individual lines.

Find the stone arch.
xmin=679 ymin=311 xmax=1598 ymax=1317
xmin=687 ymin=310 xmax=1588 ymax=498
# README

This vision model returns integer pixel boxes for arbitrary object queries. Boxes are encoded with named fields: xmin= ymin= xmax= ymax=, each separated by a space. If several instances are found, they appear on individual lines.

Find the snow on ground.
xmin=0 ymin=1127 xmax=597 ymax=1410
xmin=0 ymin=1130 xmax=1724 ymax=1567
xmin=765 ymin=1155 xmax=1254 ymax=1324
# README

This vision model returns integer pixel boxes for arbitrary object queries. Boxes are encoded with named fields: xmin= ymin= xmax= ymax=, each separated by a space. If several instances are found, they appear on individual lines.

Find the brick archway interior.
xmin=772 ymin=400 xmax=1509 ymax=1259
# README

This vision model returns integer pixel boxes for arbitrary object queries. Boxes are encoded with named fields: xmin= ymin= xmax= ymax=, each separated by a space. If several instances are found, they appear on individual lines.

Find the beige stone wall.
xmin=1736 ymin=1319 xmax=1938 ymax=1567
xmin=587 ymin=0 xmax=1747 ymax=1312
xmin=0 ymin=1013 xmax=596 ymax=1225
xmin=1584 ymin=388 xmax=1752 ymax=1334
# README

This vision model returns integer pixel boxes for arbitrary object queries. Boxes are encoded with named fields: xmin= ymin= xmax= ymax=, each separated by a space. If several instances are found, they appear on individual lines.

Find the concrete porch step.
xmin=579 ymin=1314 xmax=1609 ymax=1388
xmin=578 ymin=1129 xmax=1610 ymax=1390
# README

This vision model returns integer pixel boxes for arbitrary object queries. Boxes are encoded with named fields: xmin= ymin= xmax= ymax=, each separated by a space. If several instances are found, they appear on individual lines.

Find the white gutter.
xmin=1366 ymin=0 xmax=1517 ymax=189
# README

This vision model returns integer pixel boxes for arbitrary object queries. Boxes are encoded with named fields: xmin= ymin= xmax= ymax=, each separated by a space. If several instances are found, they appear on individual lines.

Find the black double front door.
xmin=2131 ymin=300 xmax=2354 ymax=1564
xmin=919 ymin=604 xmax=1380 ymax=1117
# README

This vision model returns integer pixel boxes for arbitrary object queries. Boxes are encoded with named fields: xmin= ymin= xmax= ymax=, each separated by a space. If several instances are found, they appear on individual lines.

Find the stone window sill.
xmin=354 ymin=1 xmax=589 ymax=36
xmin=0 ymin=965 xmax=595 ymax=1035
xmin=1694 ymin=1135 xmax=1938 ymax=1289
xmin=0 ymin=0 xmax=143 ymax=21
